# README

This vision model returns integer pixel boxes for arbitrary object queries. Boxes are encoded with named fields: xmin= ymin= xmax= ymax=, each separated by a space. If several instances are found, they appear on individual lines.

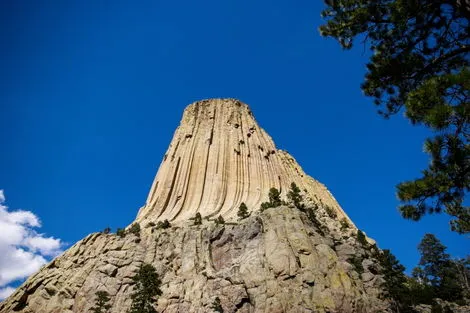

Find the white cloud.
xmin=24 ymin=236 xmax=62 ymax=256
xmin=0 ymin=190 xmax=64 ymax=300
xmin=0 ymin=286 xmax=15 ymax=300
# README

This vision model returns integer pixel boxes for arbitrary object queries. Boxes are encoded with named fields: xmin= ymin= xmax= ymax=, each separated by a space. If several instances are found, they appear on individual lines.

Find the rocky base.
xmin=1 ymin=206 xmax=390 ymax=313
xmin=414 ymin=300 xmax=470 ymax=313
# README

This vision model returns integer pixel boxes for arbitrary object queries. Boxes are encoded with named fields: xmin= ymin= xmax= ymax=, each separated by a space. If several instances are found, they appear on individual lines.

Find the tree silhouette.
xmin=320 ymin=0 xmax=470 ymax=233
xmin=91 ymin=290 xmax=111 ymax=313
xmin=128 ymin=263 xmax=162 ymax=313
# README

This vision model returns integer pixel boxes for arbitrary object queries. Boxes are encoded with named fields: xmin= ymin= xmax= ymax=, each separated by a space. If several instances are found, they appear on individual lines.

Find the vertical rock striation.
xmin=137 ymin=98 xmax=353 ymax=226
xmin=0 ymin=98 xmax=391 ymax=313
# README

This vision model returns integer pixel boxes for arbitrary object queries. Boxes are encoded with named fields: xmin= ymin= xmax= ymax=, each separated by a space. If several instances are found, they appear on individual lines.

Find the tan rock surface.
xmin=137 ymin=99 xmax=353 ymax=226
xmin=0 ymin=207 xmax=389 ymax=313
xmin=0 ymin=99 xmax=389 ymax=313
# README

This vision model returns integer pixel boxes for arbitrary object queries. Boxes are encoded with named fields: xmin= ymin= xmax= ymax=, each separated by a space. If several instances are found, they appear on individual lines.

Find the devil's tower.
xmin=0 ymin=99 xmax=391 ymax=313
xmin=137 ymin=99 xmax=352 ymax=225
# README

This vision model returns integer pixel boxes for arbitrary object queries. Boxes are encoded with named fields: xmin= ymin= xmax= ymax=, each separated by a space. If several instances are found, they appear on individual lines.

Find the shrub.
xmin=116 ymin=228 xmax=126 ymax=238
xmin=306 ymin=207 xmax=326 ymax=236
xmin=324 ymin=205 xmax=337 ymax=218
xmin=156 ymin=220 xmax=171 ymax=230
xmin=348 ymin=256 xmax=364 ymax=274
xmin=193 ymin=213 xmax=202 ymax=225
xmin=237 ymin=202 xmax=250 ymax=220
xmin=268 ymin=187 xmax=282 ymax=207
xmin=260 ymin=202 xmax=270 ymax=212
xmin=287 ymin=182 xmax=305 ymax=211
xmin=91 ymin=290 xmax=111 ymax=313
xmin=215 ymin=215 xmax=225 ymax=225
xmin=211 ymin=297 xmax=223 ymax=313
xmin=340 ymin=218 xmax=349 ymax=231
xmin=357 ymin=230 xmax=368 ymax=247
xmin=102 ymin=227 xmax=111 ymax=234
xmin=128 ymin=223 xmax=141 ymax=236
xmin=260 ymin=187 xmax=283 ymax=211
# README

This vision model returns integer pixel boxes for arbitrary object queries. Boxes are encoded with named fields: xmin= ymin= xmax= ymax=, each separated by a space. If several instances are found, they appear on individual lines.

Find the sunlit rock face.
xmin=0 ymin=99 xmax=391 ymax=313
xmin=137 ymin=98 xmax=353 ymax=225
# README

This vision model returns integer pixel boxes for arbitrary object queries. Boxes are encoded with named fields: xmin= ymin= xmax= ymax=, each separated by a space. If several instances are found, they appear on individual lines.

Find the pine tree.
xmin=356 ymin=230 xmax=368 ymax=247
xmin=259 ymin=202 xmax=270 ymax=212
xmin=194 ymin=213 xmax=202 ymax=225
xmin=320 ymin=0 xmax=470 ymax=234
xmin=116 ymin=228 xmax=126 ymax=238
xmin=287 ymin=182 xmax=304 ymax=211
xmin=453 ymin=257 xmax=470 ymax=299
xmin=128 ymin=263 xmax=162 ymax=313
xmin=91 ymin=290 xmax=111 ymax=313
xmin=237 ymin=202 xmax=250 ymax=220
xmin=375 ymin=250 xmax=411 ymax=312
xmin=268 ymin=187 xmax=282 ymax=207
xmin=156 ymin=219 xmax=171 ymax=230
xmin=128 ymin=223 xmax=141 ymax=236
xmin=416 ymin=233 xmax=463 ymax=301
xmin=215 ymin=215 xmax=225 ymax=225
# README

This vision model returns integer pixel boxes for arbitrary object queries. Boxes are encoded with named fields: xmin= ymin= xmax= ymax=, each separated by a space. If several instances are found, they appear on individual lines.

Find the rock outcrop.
xmin=0 ymin=207 xmax=388 ymax=313
xmin=0 ymin=99 xmax=390 ymax=313
xmin=137 ymin=99 xmax=353 ymax=226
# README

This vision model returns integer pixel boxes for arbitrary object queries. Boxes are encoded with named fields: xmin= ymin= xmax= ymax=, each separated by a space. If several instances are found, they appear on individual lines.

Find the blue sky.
xmin=0 ymin=0 xmax=467 ymax=293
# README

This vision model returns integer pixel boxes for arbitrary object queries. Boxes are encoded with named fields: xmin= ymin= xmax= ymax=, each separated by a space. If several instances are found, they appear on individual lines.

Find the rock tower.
xmin=137 ymin=98 xmax=352 ymax=226
xmin=0 ymin=99 xmax=390 ymax=313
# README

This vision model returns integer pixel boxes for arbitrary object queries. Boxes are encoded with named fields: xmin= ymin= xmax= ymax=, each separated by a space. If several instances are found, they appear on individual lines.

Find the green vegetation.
xmin=268 ymin=187 xmax=282 ymax=207
xmin=431 ymin=303 xmax=453 ymax=313
xmin=102 ymin=227 xmax=111 ymax=234
xmin=306 ymin=205 xmax=326 ymax=236
xmin=414 ymin=234 xmax=464 ymax=302
xmin=348 ymin=256 xmax=364 ymax=275
xmin=129 ymin=223 xmax=141 ymax=236
xmin=287 ymin=182 xmax=305 ymax=211
xmin=375 ymin=249 xmax=412 ymax=312
xmin=211 ymin=297 xmax=223 ymax=313
xmin=155 ymin=219 xmax=171 ymax=230
xmin=128 ymin=263 xmax=162 ymax=313
xmin=260 ymin=202 xmax=270 ymax=212
xmin=116 ymin=228 xmax=126 ymax=238
xmin=91 ymin=290 xmax=111 ymax=313
xmin=340 ymin=218 xmax=349 ymax=231
xmin=356 ymin=230 xmax=368 ymax=248
xmin=324 ymin=205 xmax=337 ymax=219
xmin=237 ymin=202 xmax=250 ymax=220
xmin=260 ymin=187 xmax=283 ymax=211
xmin=371 ymin=233 xmax=469 ymax=311
xmin=320 ymin=0 xmax=470 ymax=234
xmin=193 ymin=212 xmax=202 ymax=225
xmin=215 ymin=215 xmax=225 ymax=225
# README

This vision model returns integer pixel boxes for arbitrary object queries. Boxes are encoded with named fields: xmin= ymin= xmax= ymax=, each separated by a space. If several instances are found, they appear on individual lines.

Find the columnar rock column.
xmin=136 ymin=98 xmax=353 ymax=226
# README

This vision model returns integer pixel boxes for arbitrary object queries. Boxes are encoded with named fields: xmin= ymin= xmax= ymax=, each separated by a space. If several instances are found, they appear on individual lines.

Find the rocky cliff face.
xmin=0 ymin=99 xmax=390 ymax=313
xmin=137 ymin=99 xmax=352 ymax=226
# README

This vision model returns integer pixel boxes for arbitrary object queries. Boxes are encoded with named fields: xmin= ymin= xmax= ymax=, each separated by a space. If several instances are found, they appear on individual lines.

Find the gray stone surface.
xmin=0 ymin=207 xmax=390 ymax=313
xmin=0 ymin=99 xmax=392 ymax=313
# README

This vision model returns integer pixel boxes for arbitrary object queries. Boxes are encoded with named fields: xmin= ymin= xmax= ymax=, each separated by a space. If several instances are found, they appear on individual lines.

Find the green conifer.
xmin=237 ymin=202 xmax=250 ymax=220
xmin=128 ymin=264 xmax=162 ymax=313
xmin=91 ymin=290 xmax=111 ymax=313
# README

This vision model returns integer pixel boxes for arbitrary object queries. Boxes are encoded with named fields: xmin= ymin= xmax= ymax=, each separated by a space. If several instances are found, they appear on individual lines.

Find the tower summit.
xmin=137 ymin=98 xmax=352 ymax=225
